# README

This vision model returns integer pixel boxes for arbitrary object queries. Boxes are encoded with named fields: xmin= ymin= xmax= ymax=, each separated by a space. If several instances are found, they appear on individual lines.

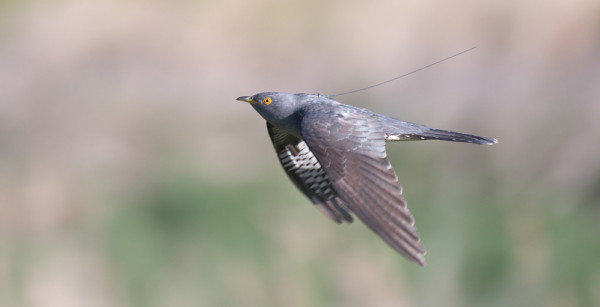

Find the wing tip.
xmin=403 ymin=244 xmax=427 ymax=266
xmin=315 ymin=200 xmax=354 ymax=224
xmin=413 ymin=253 xmax=427 ymax=266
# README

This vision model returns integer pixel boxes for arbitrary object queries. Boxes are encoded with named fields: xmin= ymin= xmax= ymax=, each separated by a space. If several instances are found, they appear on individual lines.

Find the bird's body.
xmin=237 ymin=92 xmax=496 ymax=266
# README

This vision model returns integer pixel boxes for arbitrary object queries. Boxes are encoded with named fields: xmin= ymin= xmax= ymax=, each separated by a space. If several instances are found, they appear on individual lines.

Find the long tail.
xmin=409 ymin=128 xmax=497 ymax=145
xmin=381 ymin=117 xmax=497 ymax=145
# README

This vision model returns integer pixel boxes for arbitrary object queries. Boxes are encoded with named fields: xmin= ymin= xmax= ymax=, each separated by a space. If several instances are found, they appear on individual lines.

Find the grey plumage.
xmin=237 ymin=92 xmax=497 ymax=266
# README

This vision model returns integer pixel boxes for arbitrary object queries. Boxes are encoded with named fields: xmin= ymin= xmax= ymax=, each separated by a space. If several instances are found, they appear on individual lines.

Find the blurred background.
xmin=1 ymin=0 xmax=599 ymax=306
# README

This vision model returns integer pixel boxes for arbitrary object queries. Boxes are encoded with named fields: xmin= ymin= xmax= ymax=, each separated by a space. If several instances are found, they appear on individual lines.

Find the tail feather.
xmin=414 ymin=128 xmax=497 ymax=145
xmin=386 ymin=128 xmax=497 ymax=144
xmin=380 ymin=116 xmax=498 ymax=145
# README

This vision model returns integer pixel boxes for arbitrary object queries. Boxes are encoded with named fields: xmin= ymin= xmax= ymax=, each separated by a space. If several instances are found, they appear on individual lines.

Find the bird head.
xmin=237 ymin=92 xmax=308 ymax=130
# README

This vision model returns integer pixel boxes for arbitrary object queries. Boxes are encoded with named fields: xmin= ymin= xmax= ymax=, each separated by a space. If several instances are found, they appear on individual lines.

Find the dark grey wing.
xmin=299 ymin=105 xmax=426 ymax=265
xmin=266 ymin=122 xmax=353 ymax=224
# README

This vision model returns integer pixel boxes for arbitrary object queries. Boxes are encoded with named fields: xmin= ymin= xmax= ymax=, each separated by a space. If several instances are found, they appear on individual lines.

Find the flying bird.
xmin=237 ymin=92 xmax=496 ymax=265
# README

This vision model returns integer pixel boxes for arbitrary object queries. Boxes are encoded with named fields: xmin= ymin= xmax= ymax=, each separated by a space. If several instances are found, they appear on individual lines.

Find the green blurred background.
xmin=1 ymin=0 xmax=599 ymax=306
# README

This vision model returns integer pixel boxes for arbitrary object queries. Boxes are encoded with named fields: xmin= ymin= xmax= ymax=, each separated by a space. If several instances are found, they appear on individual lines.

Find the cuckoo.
xmin=237 ymin=92 xmax=496 ymax=265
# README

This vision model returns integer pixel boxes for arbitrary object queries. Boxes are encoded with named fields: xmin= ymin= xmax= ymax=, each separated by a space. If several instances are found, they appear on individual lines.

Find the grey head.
xmin=237 ymin=92 xmax=330 ymax=134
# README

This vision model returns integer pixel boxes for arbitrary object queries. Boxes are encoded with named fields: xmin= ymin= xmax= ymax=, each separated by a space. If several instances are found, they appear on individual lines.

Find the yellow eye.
xmin=262 ymin=97 xmax=272 ymax=105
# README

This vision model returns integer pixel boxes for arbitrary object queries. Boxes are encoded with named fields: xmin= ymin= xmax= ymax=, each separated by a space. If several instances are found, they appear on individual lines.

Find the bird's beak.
xmin=236 ymin=96 xmax=255 ymax=104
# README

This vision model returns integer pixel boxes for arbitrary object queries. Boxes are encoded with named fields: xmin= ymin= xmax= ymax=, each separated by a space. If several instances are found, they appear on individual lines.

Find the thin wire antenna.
xmin=329 ymin=46 xmax=476 ymax=98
